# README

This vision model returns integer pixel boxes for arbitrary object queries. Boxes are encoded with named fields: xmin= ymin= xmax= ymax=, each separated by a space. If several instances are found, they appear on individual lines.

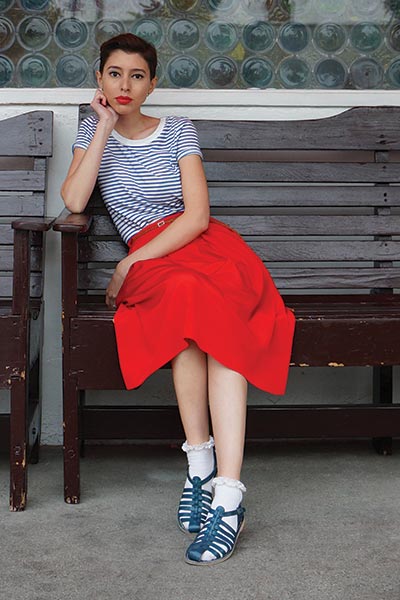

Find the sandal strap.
xmin=186 ymin=504 xmax=246 ymax=562
xmin=178 ymin=457 xmax=217 ymax=533
xmin=186 ymin=465 xmax=216 ymax=487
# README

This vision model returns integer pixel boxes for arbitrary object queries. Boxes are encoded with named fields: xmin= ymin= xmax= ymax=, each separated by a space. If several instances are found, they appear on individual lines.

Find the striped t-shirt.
xmin=73 ymin=115 xmax=203 ymax=243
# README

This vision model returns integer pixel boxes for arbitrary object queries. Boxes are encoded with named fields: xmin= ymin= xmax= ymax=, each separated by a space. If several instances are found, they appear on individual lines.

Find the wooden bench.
xmin=0 ymin=111 xmax=53 ymax=510
xmin=54 ymin=105 xmax=400 ymax=504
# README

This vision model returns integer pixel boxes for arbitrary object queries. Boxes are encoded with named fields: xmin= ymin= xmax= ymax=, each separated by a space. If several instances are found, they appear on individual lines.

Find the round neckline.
xmin=111 ymin=117 xmax=166 ymax=146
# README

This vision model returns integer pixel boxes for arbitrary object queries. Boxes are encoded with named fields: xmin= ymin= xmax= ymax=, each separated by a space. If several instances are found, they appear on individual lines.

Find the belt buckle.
xmin=157 ymin=219 xmax=165 ymax=228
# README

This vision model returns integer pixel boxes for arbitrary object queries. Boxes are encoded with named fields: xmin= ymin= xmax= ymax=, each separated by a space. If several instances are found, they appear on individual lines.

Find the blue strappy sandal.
xmin=184 ymin=504 xmax=246 ymax=565
xmin=177 ymin=465 xmax=217 ymax=534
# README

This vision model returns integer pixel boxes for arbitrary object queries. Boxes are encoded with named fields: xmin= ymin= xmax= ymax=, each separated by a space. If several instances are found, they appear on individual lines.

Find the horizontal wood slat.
xmin=69 ymin=310 xmax=400 ymax=386
xmin=75 ymin=294 xmax=400 ymax=319
xmin=86 ymin=185 xmax=399 ymax=209
xmin=273 ymin=268 xmax=400 ymax=290
xmin=0 ymin=111 xmax=53 ymax=156
xmin=0 ymin=247 xmax=41 ymax=271
xmin=0 ymin=170 xmax=46 ymax=191
xmin=0 ymin=194 xmax=45 ymax=216
xmin=291 ymin=316 xmax=400 ymax=365
xmin=208 ymin=186 xmax=400 ymax=207
xmin=86 ymin=214 xmax=400 ymax=237
xmin=195 ymin=107 xmax=400 ymax=150
xmin=77 ymin=266 xmax=400 ymax=291
xmin=0 ymin=225 xmax=15 ymax=245
xmin=204 ymin=162 xmax=400 ymax=183
xmin=0 ymin=225 xmax=41 ymax=245
xmin=81 ymin=405 xmax=400 ymax=440
xmin=0 ymin=274 xmax=42 ymax=298
xmin=78 ymin=239 xmax=400 ymax=263
xmin=78 ymin=106 xmax=400 ymax=152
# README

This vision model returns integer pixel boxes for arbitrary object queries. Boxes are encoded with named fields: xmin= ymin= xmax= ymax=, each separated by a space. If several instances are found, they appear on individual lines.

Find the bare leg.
xmin=173 ymin=341 xmax=215 ymax=533
xmin=207 ymin=355 xmax=247 ymax=480
xmin=171 ymin=340 xmax=209 ymax=445
xmin=184 ymin=356 xmax=247 ymax=563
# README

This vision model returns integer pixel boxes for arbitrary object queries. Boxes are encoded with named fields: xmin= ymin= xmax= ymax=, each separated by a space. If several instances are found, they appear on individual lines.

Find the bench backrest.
xmin=0 ymin=111 xmax=53 ymax=300
xmin=77 ymin=106 xmax=400 ymax=296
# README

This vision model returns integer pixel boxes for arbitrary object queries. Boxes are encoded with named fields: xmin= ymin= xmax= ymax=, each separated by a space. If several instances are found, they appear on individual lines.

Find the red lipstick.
xmin=116 ymin=96 xmax=132 ymax=105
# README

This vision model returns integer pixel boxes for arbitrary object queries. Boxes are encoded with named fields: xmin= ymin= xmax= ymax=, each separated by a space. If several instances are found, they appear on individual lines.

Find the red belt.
xmin=129 ymin=213 xmax=183 ymax=245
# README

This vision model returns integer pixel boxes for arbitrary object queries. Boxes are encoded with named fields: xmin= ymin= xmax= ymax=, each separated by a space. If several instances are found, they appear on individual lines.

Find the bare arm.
xmin=106 ymin=153 xmax=210 ymax=307
xmin=61 ymin=90 xmax=118 ymax=213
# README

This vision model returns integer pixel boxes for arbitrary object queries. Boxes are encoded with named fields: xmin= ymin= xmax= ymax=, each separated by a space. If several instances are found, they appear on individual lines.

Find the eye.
xmin=132 ymin=73 xmax=144 ymax=79
xmin=109 ymin=70 xmax=120 ymax=77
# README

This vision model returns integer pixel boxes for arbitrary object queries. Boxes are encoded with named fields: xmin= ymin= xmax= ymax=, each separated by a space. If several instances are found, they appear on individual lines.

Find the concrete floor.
xmin=1 ymin=441 xmax=400 ymax=600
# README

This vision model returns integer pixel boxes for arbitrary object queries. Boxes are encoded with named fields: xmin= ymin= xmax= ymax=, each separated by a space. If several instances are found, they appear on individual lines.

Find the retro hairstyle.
xmin=99 ymin=33 xmax=157 ymax=79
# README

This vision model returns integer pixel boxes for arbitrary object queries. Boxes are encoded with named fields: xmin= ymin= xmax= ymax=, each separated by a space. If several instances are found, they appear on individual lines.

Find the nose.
xmin=120 ymin=76 xmax=130 ymax=92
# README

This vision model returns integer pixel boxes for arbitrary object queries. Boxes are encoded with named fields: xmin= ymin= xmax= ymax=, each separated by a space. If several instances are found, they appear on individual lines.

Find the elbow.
xmin=200 ymin=218 xmax=209 ymax=233
xmin=63 ymin=200 xmax=82 ymax=214
xmin=198 ymin=208 xmax=210 ymax=233
xmin=61 ymin=185 xmax=84 ymax=214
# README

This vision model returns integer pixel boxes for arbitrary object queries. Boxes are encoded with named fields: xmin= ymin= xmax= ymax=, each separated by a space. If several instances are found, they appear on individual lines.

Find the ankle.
xmin=211 ymin=477 xmax=246 ymax=513
xmin=182 ymin=436 xmax=215 ymax=483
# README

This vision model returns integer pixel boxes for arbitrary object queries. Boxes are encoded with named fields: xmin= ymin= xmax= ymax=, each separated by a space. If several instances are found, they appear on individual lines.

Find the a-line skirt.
xmin=114 ymin=215 xmax=295 ymax=395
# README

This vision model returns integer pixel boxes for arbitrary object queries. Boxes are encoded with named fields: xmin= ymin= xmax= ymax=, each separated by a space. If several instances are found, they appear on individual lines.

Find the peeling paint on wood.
xmin=65 ymin=495 xmax=79 ymax=504
xmin=10 ymin=490 xmax=26 ymax=512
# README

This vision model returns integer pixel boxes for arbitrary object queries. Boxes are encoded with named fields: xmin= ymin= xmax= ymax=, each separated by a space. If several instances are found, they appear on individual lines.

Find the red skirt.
xmin=114 ymin=216 xmax=295 ymax=395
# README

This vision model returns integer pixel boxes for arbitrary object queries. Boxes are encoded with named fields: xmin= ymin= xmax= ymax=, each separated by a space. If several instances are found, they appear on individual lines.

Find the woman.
xmin=61 ymin=33 xmax=295 ymax=565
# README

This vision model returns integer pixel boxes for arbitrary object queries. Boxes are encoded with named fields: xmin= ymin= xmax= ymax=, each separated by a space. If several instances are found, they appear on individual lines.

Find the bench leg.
xmin=372 ymin=366 xmax=393 ymax=456
xmin=28 ymin=357 xmax=41 ymax=465
xmin=10 ymin=378 xmax=28 ymax=511
xmin=63 ymin=378 xmax=80 ymax=504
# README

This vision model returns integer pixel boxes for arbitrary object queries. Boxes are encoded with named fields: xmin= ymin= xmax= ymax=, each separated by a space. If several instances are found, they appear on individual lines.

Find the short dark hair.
xmin=99 ymin=33 xmax=157 ymax=79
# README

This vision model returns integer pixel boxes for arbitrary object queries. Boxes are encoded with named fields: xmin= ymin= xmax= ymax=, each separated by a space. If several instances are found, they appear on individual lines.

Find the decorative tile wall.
xmin=1 ymin=0 xmax=400 ymax=89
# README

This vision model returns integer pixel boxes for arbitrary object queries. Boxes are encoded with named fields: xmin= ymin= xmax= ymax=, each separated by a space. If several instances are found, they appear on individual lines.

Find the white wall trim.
xmin=2 ymin=88 xmax=400 ymax=107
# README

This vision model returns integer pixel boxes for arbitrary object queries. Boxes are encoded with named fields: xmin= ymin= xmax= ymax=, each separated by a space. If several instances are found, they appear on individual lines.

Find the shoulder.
xmin=164 ymin=116 xmax=198 ymax=134
xmin=79 ymin=113 xmax=99 ymax=133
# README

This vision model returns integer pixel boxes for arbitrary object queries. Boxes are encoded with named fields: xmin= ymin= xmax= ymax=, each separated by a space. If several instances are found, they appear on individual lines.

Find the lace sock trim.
xmin=182 ymin=436 xmax=215 ymax=453
xmin=212 ymin=476 xmax=247 ymax=493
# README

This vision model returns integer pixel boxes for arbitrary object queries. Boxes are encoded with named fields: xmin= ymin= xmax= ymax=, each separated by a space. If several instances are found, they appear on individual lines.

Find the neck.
xmin=114 ymin=112 xmax=160 ymax=140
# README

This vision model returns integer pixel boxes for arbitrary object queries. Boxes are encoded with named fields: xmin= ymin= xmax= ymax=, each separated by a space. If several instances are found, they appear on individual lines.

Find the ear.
xmin=96 ymin=71 xmax=102 ymax=88
xmin=148 ymin=76 xmax=158 ymax=96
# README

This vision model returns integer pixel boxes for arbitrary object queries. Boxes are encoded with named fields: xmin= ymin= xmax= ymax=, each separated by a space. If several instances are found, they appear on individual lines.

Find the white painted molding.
xmin=1 ymin=88 xmax=400 ymax=107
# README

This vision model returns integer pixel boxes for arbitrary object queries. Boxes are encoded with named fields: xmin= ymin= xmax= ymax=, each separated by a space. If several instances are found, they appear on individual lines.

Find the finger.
xmin=106 ymin=290 xmax=116 ymax=309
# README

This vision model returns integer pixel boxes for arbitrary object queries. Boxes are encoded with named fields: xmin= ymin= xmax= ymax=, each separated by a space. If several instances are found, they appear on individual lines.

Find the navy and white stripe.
xmin=73 ymin=115 xmax=203 ymax=243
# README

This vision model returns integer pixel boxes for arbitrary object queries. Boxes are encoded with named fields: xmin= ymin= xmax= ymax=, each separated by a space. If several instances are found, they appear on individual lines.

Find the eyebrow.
xmin=107 ymin=66 xmax=146 ymax=73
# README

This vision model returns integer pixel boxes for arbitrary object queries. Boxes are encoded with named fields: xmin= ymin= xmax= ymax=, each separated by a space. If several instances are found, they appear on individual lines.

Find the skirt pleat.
xmin=114 ymin=218 xmax=295 ymax=395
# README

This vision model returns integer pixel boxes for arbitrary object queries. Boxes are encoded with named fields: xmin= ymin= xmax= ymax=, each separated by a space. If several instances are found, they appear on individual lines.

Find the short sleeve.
xmin=176 ymin=119 xmax=203 ymax=162
xmin=72 ymin=115 xmax=98 ymax=152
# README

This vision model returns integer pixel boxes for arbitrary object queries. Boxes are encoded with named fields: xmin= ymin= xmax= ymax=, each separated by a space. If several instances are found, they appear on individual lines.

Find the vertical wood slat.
xmin=12 ymin=229 xmax=31 ymax=317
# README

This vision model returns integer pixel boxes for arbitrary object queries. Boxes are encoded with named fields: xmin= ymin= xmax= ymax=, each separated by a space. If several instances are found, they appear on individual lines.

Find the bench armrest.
xmin=12 ymin=217 xmax=55 ymax=232
xmin=53 ymin=208 xmax=92 ymax=234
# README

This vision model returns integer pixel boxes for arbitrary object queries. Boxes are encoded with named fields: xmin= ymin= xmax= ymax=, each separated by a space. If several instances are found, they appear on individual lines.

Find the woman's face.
xmin=97 ymin=50 xmax=157 ymax=115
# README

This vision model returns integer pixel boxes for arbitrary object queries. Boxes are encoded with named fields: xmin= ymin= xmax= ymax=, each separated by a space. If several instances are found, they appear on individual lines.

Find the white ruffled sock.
xmin=180 ymin=437 xmax=215 ymax=531
xmin=200 ymin=477 xmax=246 ymax=562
